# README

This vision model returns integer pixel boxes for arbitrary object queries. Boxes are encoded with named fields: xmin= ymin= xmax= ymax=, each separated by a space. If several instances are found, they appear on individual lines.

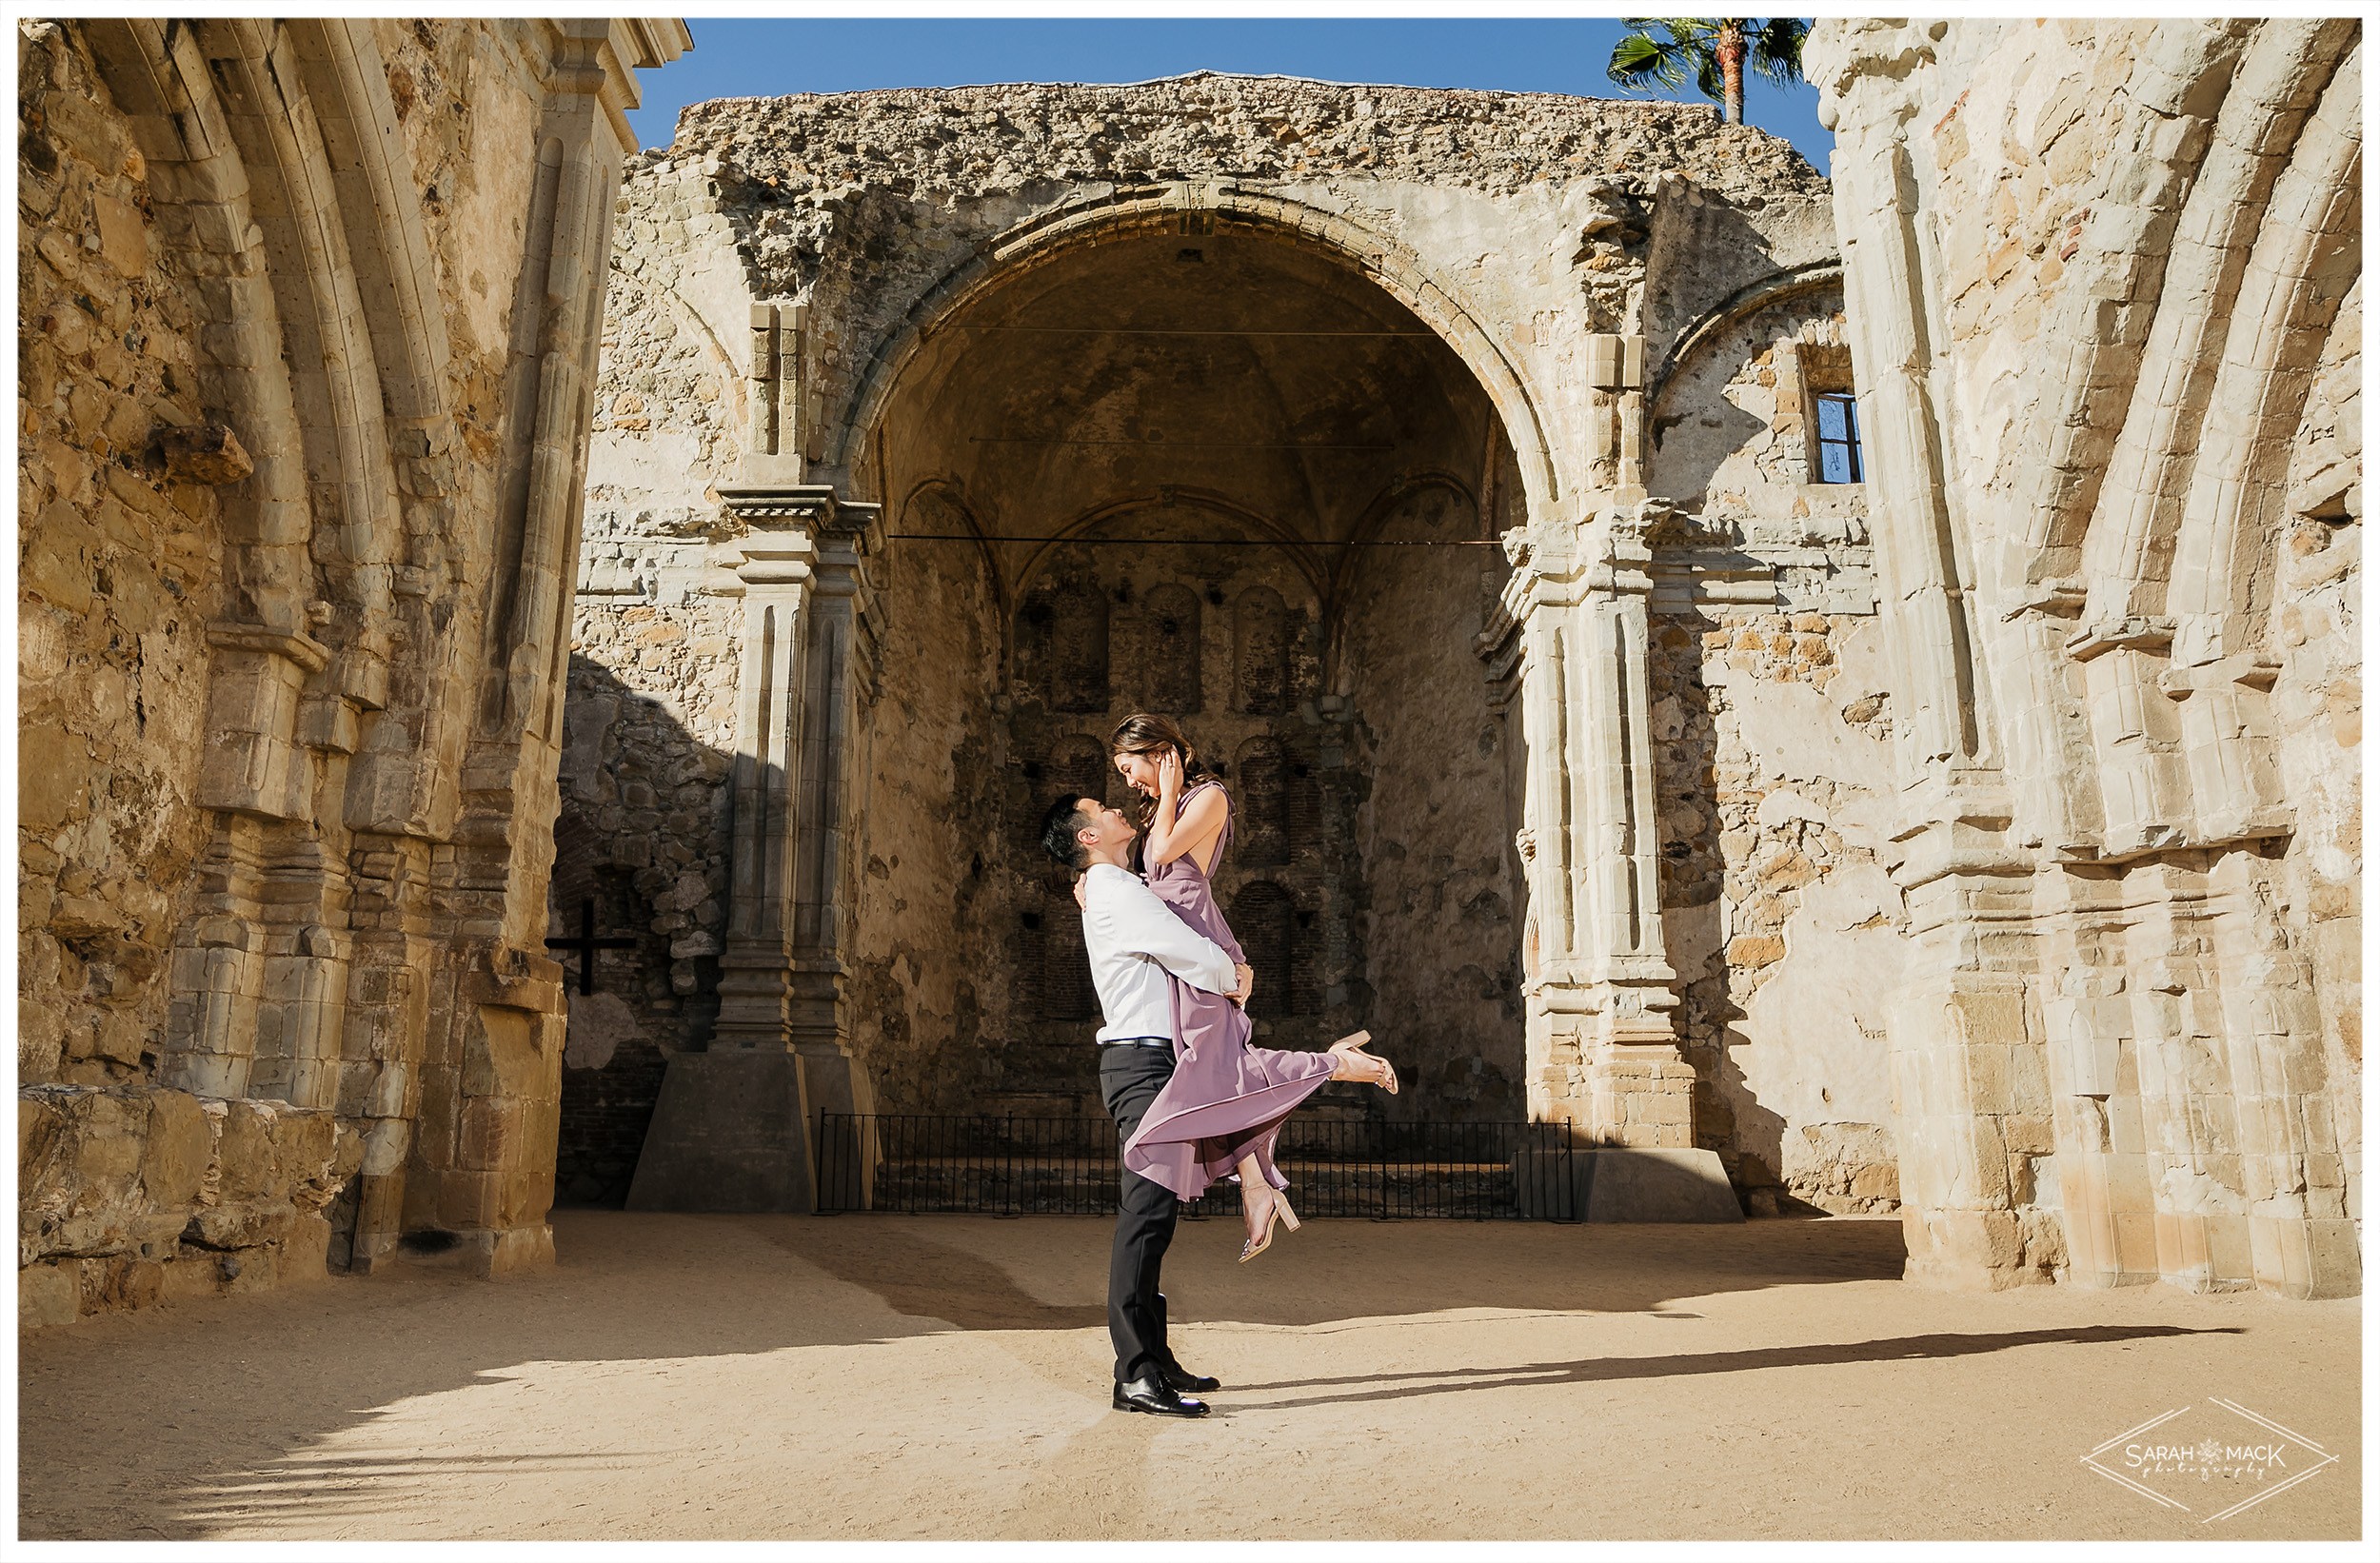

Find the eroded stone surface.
xmin=560 ymin=72 xmax=1887 ymax=1211
xmin=21 ymin=21 xmax=2358 ymax=1312
xmin=1810 ymin=17 xmax=2361 ymax=1294
xmin=16 ymin=17 xmax=687 ymax=1321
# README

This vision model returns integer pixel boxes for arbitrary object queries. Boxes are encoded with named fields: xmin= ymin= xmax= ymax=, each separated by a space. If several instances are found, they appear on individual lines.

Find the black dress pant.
xmin=1100 ymin=1042 xmax=1180 ymax=1384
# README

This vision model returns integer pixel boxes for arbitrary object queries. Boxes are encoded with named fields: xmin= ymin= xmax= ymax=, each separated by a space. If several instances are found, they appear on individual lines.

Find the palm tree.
xmin=1606 ymin=18 xmax=1810 ymax=127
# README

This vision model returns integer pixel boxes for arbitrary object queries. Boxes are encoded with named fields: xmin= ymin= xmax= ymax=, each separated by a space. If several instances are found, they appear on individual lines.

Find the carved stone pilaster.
xmin=1497 ymin=503 xmax=1696 ymax=1149
xmin=743 ymin=301 xmax=806 ymax=485
xmin=626 ymin=484 xmax=880 ymax=1213
xmin=707 ymin=500 xmax=814 ymax=1051
xmin=780 ymin=490 xmax=883 ymax=1124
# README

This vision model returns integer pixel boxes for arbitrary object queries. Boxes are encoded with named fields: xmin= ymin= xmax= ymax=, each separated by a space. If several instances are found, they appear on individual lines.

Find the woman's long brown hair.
xmin=1109 ymin=712 xmax=1220 ymax=838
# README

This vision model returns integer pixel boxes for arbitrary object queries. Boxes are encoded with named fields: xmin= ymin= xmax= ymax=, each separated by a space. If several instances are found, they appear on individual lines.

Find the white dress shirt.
xmin=1079 ymin=862 xmax=1238 ymax=1042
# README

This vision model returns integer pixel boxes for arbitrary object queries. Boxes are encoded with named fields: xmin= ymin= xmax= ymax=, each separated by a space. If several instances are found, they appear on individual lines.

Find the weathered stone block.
xmin=157 ymin=1254 xmax=225 ymax=1305
xmin=212 ymin=1100 xmax=279 ymax=1201
xmin=1848 ymin=1161 xmax=1900 ymax=1202
xmin=18 ymin=1260 xmax=79 ymax=1330
xmin=156 ymin=423 xmax=253 ymax=485
xmin=280 ymin=1213 xmax=333 ymax=1284
xmin=183 ymin=1202 xmax=294 ymax=1252
xmin=139 ymin=1090 xmax=210 ymax=1209
xmin=221 ymin=1245 xmax=277 ymax=1296
xmin=274 ymin=1108 xmax=339 ymax=1190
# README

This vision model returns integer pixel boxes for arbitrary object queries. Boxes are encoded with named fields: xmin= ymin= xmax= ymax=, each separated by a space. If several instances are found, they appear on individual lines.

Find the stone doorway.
xmin=846 ymin=227 xmax=1533 ymax=1124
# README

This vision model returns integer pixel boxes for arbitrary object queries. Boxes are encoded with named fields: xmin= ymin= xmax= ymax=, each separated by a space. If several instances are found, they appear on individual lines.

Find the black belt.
xmin=1098 ymin=1037 xmax=1169 ymax=1049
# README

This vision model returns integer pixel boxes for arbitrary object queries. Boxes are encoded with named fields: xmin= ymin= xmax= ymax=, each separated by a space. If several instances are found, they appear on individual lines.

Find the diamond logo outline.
xmin=2080 ymin=1397 xmax=2339 ymax=1524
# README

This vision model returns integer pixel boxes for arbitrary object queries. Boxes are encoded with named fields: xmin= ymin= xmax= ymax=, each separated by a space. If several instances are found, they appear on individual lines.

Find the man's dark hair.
xmin=1040 ymin=795 xmax=1098 ymax=872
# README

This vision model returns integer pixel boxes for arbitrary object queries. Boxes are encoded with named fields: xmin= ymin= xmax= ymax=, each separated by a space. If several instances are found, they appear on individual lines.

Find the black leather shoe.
xmin=1160 ymin=1361 xmax=1221 ymax=1395
xmin=1113 ymin=1373 xmax=1210 ymax=1416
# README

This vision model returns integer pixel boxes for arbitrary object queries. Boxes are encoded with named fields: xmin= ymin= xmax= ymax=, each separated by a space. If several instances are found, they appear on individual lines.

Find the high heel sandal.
xmin=1240 ymin=1188 xmax=1298 ymax=1263
xmin=1329 ymin=1031 xmax=1398 ymax=1096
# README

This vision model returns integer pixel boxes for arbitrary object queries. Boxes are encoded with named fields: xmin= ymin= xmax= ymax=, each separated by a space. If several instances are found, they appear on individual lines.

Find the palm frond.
xmin=1607 ymin=16 xmax=1805 ymax=113
xmin=1607 ymin=17 xmax=1717 ymax=95
xmin=1607 ymin=32 xmax=1694 ymax=92
xmin=1694 ymin=47 xmax=1726 ymax=105
xmin=1620 ymin=16 xmax=1714 ymax=43
xmin=1748 ymin=17 xmax=1810 ymax=88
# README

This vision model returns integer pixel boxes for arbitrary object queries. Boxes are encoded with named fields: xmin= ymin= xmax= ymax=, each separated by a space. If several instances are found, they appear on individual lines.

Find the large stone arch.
xmin=1641 ymin=262 xmax=1843 ymax=418
xmin=832 ymin=184 xmax=1563 ymax=518
xmin=585 ymin=74 xmax=1861 ymax=1223
xmin=824 ymin=214 xmax=1542 ymax=1120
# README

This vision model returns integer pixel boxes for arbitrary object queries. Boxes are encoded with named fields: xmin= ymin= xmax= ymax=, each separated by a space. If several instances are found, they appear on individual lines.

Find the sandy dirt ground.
xmin=15 ymin=1209 xmax=2363 ymax=1541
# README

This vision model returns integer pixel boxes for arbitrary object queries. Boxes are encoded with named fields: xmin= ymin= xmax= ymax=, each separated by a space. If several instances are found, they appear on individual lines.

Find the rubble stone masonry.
xmin=18 ymin=18 xmax=687 ymax=1323
xmin=20 ymin=21 xmax=2357 ymax=1317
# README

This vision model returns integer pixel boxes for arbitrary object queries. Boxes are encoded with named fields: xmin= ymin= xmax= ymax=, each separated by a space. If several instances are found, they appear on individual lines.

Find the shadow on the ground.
xmin=1220 ymin=1324 xmax=2239 ymax=1411
xmin=770 ymin=1217 xmax=1108 ymax=1332
xmin=782 ymin=1210 xmax=1914 ymax=1333
xmin=7 ymin=1210 xmax=2261 ymax=1541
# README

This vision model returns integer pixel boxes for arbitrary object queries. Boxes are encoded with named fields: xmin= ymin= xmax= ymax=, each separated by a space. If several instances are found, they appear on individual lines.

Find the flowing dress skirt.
xmin=1119 ymin=797 xmax=1339 ymax=1201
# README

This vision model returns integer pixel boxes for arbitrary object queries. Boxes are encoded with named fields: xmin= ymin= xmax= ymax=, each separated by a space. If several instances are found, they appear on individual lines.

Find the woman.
xmin=1106 ymin=713 xmax=1398 ymax=1261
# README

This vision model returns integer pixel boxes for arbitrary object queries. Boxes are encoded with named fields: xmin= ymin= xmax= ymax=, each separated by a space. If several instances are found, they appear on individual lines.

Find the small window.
xmin=1813 ymin=392 xmax=1863 ymax=484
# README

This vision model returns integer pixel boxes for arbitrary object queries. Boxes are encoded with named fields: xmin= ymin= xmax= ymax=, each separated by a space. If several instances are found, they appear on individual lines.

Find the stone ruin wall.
xmin=557 ymin=75 xmax=1904 ymax=1212
xmin=557 ymin=171 xmax=750 ymax=1200
xmin=844 ymin=492 xmax=1004 ymax=1120
xmin=548 ymin=593 xmax=742 ymax=1205
xmin=664 ymin=75 xmax=1829 ymax=475
xmin=19 ymin=23 xmax=226 ymax=1090
xmin=1337 ymin=481 xmax=1530 ymax=1118
xmin=1644 ymin=285 xmax=1903 ymax=1216
xmin=16 ymin=19 xmax=2354 ymax=1314
xmin=1811 ymin=17 xmax=2360 ymax=1293
xmin=559 ymin=466 xmax=1531 ymax=1157
xmin=556 ymin=233 xmax=754 ymax=1201
xmin=17 ymin=20 xmax=349 ymax=1324
xmin=2271 ymin=270 xmax=2362 ymax=1085
xmin=18 ymin=18 xmax=682 ymax=1323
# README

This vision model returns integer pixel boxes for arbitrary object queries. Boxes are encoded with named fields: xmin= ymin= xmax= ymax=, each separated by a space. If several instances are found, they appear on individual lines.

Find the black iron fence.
xmin=814 ymin=1113 xmax=1585 ymax=1220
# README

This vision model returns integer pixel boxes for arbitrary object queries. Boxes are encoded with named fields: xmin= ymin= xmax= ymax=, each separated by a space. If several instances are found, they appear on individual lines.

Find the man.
xmin=1040 ymin=792 xmax=1251 ymax=1418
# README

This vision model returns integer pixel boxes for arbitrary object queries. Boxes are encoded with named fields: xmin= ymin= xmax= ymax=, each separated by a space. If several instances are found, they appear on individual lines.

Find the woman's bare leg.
xmin=1237 ymin=1151 xmax=1299 ymax=1259
xmin=1237 ymin=1152 xmax=1275 ymax=1241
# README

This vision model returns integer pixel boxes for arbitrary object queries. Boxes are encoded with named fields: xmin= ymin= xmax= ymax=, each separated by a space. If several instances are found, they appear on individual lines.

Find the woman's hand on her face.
xmin=1157 ymin=747 xmax=1182 ymax=798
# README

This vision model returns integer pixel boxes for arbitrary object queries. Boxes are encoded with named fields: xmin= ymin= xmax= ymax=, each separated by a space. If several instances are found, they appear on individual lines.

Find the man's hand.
xmin=1231 ymin=962 xmax=1255 ymax=1008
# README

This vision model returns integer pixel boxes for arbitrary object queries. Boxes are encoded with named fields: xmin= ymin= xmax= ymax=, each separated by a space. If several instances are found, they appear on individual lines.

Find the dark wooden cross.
xmin=545 ymin=898 xmax=640 ymax=996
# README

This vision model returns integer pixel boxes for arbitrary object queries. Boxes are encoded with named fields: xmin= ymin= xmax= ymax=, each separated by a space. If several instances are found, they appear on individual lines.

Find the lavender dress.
xmin=1121 ymin=781 xmax=1339 ymax=1202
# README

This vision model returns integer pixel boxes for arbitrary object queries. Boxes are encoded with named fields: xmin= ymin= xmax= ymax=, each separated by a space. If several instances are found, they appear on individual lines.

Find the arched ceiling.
xmin=876 ymin=228 xmax=1503 ymax=586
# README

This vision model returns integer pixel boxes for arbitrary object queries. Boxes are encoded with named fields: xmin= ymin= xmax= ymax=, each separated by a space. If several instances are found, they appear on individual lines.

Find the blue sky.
xmin=625 ymin=17 xmax=1833 ymax=170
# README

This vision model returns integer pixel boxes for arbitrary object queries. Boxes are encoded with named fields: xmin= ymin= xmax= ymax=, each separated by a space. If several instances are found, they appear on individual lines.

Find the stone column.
xmin=709 ymin=519 xmax=810 ymax=1047
xmin=625 ymin=484 xmax=881 ymax=1211
xmin=1497 ymin=504 xmax=1735 ymax=1221
xmin=1830 ymin=80 xmax=2053 ymax=1288
xmin=783 ymin=493 xmax=883 ymax=1131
